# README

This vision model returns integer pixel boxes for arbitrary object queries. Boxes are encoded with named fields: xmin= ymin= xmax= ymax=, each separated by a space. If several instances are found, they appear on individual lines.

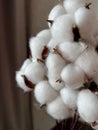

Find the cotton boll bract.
xmin=48 ymin=4 xmax=66 ymax=28
xmin=58 ymin=41 xmax=87 ymax=62
xmin=46 ymin=96 xmax=71 ymax=120
xmin=16 ymin=71 xmax=32 ymax=92
xmin=60 ymin=87 xmax=78 ymax=109
xmin=29 ymin=37 xmax=49 ymax=60
xmin=46 ymin=53 xmax=66 ymax=90
xmin=37 ymin=29 xmax=51 ymax=43
xmin=61 ymin=64 xmax=85 ymax=89
xmin=34 ymin=80 xmax=58 ymax=105
xmin=77 ymin=89 xmax=98 ymax=122
xmin=76 ymin=48 xmax=98 ymax=77
xmin=74 ymin=5 xmax=97 ymax=45
xmin=24 ymin=62 xmax=46 ymax=84
xmin=51 ymin=14 xmax=74 ymax=42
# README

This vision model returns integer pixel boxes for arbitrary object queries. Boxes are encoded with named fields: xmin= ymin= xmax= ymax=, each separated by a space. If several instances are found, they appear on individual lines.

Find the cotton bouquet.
xmin=16 ymin=0 xmax=98 ymax=130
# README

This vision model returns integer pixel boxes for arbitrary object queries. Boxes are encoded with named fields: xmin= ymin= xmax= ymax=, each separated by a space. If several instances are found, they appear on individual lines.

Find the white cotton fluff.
xmin=47 ymin=39 xmax=60 ymax=52
xmin=48 ymin=4 xmax=66 ymax=27
xmin=34 ymin=80 xmax=58 ymax=105
xmin=77 ymin=89 xmax=98 ymax=122
xmin=37 ymin=29 xmax=51 ymax=43
xmin=48 ymin=79 xmax=65 ymax=91
xmin=51 ymin=14 xmax=74 ymax=42
xmin=76 ymin=48 xmax=98 ymax=77
xmin=60 ymin=87 xmax=78 ymax=109
xmin=20 ymin=59 xmax=31 ymax=71
xmin=46 ymin=96 xmax=71 ymax=120
xmin=64 ymin=0 xmax=83 ymax=14
xmin=29 ymin=37 xmax=48 ymax=60
xmin=46 ymin=53 xmax=66 ymax=90
xmin=91 ymin=120 xmax=98 ymax=130
xmin=74 ymin=6 xmax=97 ymax=45
xmin=58 ymin=41 xmax=87 ymax=62
xmin=24 ymin=62 xmax=46 ymax=84
xmin=61 ymin=64 xmax=85 ymax=89
xmin=16 ymin=71 xmax=32 ymax=92
xmin=64 ymin=0 xmax=97 ymax=15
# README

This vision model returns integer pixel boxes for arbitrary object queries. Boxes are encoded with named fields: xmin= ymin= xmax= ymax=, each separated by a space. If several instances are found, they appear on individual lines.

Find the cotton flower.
xmin=46 ymin=96 xmax=71 ymax=120
xmin=16 ymin=71 xmax=32 ymax=92
xmin=34 ymin=80 xmax=58 ymax=105
xmin=61 ymin=64 xmax=85 ymax=89
xmin=58 ymin=41 xmax=87 ymax=62
xmin=24 ymin=62 xmax=46 ymax=84
xmin=74 ymin=5 xmax=97 ymax=45
xmin=60 ymin=87 xmax=78 ymax=109
xmin=51 ymin=14 xmax=74 ymax=42
xmin=46 ymin=53 xmax=66 ymax=90
xmin=48 ymin=4 xmax=66 ymax=27
xmin=29 ymin=36 xmax=49 ymax=60
xmin=77 ymin=89 xmax=98 ymax=122
xmin=76 ymin=48 xmax=98 ymax=77
xmin=37 ymin=29 xmax=51 ymax=43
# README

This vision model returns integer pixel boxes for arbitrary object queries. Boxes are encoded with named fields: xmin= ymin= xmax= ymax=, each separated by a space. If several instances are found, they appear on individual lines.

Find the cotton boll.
xmin=60 ymin=87 xmax=78 ymax=109
xmin=34 ymin=80 xmax=58 ymax=105
xmin=77 ymin=89 xmax=98 ymax=122
xmin=51 ymin=14 xmax=74 ymax=42
xmin=46 ymin=96 xmax=71 ymax=120
xmin=61 ymin=64 xmax=85 ymax=89
xmin=29 ymin=37 xmax=49 ymax=60
xmin=37 ymin=29 xmax=51 ymax=43
xmin=24 ymin=62 xmax=46 ymax=84
xmin=48 ymin=39 xmax=60 ymax=52
xmin=74 ymin=6 xmax=97 ymax=45
xmin=48 ymin=79 xmax=65 ymax=91
xmin=76 ymin=48 xmax=98 ymax=77
xmin=46 ymin=53 xmax=66 ymax=79
xmin=46 ymin=53 xmax=66 ymax=90
xmin=20 ymin=59 xmax=31 ymax=71
xmin=64 ymin=0 xmax=97 ymax=14
xmin=48 ymin=4 xmax=66 ymax=27
xmin=64 ymin=0 xmax=83 ymax=14
xmin=16 ymin=71 xmax=32 ymax=92
xmin=58 ymin=41 xmax=87 ymax=62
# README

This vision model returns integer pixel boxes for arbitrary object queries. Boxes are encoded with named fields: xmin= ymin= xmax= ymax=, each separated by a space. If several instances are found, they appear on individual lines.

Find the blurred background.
xmin=0 ymin=0 xmax=98 ymax=130
xmin=0 ymin=0 xmax=58 ymax=130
